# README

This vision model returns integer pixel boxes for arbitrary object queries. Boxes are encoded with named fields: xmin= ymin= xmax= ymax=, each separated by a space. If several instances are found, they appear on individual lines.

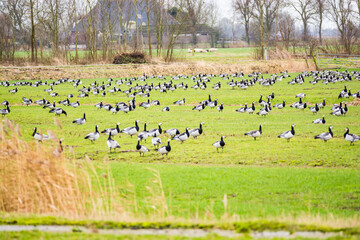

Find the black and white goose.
xmin=95 ymin=101 xmax=103 ymax=109
xmin=136 ymin=139 xmax=149 ymax=156
xmin=217 ymin=103 xmax=224 ymax=112
xmin=312 ymin=115 xmax=326 ymax=124
xmin=162 ymin=106 xmax=170 ymax=112
xmin=309 ymin=104 xmax=319 ymax=114
xmin=152 ymin=135 xmax=163 ymax=149
xmin=297 ymin=102 xmax=307 ymax=110
xmin=1 ymin=100 xmax=9 ymax=106
xmin=0 ymin=104 xmax=10 ymax=117
xmin=69 ymin=100 xmax=80 ymax=108
xmin=121 ymin=120 xmax=140 ymax=137
xmin=343 ymin=128 xmax=359 ymax=145
xmin=35 ymin=98 xmax=47 ymax=106
xmin=102 ymin=123 xmax=121 ymax=136
xmin=315 ymin=126 xmax=333 ymax=142
xmin=244 ymin=125 xmax=262 ymax=140
xmin=9 ymin=88 xmax=18 ymax=94
xmin=84 ymin=125 xmax=100 ymax=143
xmin=246 ymin=102 xmax=255 ymax=114
xmin=107 ymin=132 xmax=120 ymax=152
xmin=274 ymin=100 xmax=286 ymax=109
xmin=138 ymin=123 xmax=149 ymax=142
xmin=189 ymin=122 xmax=204 ymax=139
xmin=257 ymin=105 xmax=269 ymax=116
xmin=318 ymin=98 xmax=326 ymax=108
xmin=22 ymin=98 xmax=32 ymax=106
xmin=165 ymin=128 xmax=180 ymax=138
xmin=58 ymin=98 xmax=70 ymax=105
xmin=236 ymin=103 xmax=247 ymax=112
xmin=49 ymin=107 xmax=67 ymax=116
xmin=140 ymin=99 xmax=151 ymax=109
xmin=208 ymin=99 xmax=218 ymax=109
xmin=32 ymin=127 xmax=50 ymax=142
xmin=172 ymin=127 xmax=190 ymax=143
xmin=158 ymin=139 xmax=171 ymax=155
xmin=278 ymin=124 xmax=295 ymax=142
xmin=192 ymin=103 xmax=205 ymax=111
xmin=72 ymin=113 xmax=86 ymax=125
xmin=148 ymin=123 xmax=162 ymax=137
xmin=296 ymin=93 xmax=306 ymax=98
xmin=213 ymin=136 xmax=225 ymax=152
xmin=174 ymin=98 xmax=185 ymax=105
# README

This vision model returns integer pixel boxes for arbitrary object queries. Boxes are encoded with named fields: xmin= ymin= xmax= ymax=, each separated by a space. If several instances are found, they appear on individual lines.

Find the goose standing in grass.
xmin=95 ymin=101 xmax=103 ymax=109
xmin=208 ymin=99 xmax=218 ymax=109
xmin=192 ymin=103 xmax=205 ymax=111
xmin=315 ymin=126 xmax=333 ymax=142
xmin=49 ymin=108 xmax=67 ymax=116
xmin=236 ymin=103 xmax=247 ymax=112
xmin=257 ymin=105 xmax=269 ymax=116
xmin=312 ymin=115 xmax=326 ymax=124
xmin=136 ymin=139 xmax=149 ymax=156
xmin=138 ymin=123 xmax=149 ymax=142
xmin=318 ymin=98 xmax=326 ymax=108
xmin=173 ymin=127 xmax=190 ymax=143
xmin=274 ymin=100 xmax=285 ymax=109
xmin=297 ymin=102 xmax=307 ymax=110
xmin=152 ymin=135 xmax=163 ymax=149
xmin=0 ymin=104 xmax=10 ymax=117
xmin=278 ymin=124 xmax=295 ymax=142
xmin=309 ymin=104 xmax=319 ymax=114
xmin=58 ymin=98 xmax=70 ymax=105
xmin=158 ymin=139 xmax=171 ymax=155
xmin=102 ymin=123 xmax=121 ymax=137
xmin=148 ymin=123 xmax=162 ymax=137
xmin=174 ymin=98 xmax=185 ymax=105
xmin=213 ymin=136 xmax=225 ymax=152
xmin=84 ymin=125 xmax=100 ymax=143
xmin=9 ymin=88 xmax=18 ymax=94
xmin=35 ymin=98 xmax=48 ymax=106
xmin=32 ymin=127 xmax=49 ymax=142
xmin=296 ymin=93 xmax=306 ymax=98
xmin=151 ymin=100 xmax=160 ymax=106
xmin=162 ymin=106 xmax=170 ymax=112
xmin=72 ymin=113 xmax=86 ymax=125
xmin=140 ymin=99 xmax=151 ymax=109
xmin=343 ymin=127 xmax=359 ymax=145
xmin=245 ymin=125 xmax=262 ymax=140
xmin=107 ymin=132 xmax=120 ymax=152
xmin=121 ymin=120 xmax=140 ymax=137
xmin=165 ymin=128 xmax=180 ymax=138
xmin=69 ymin=100 xmax=80 ymax=108
xmin=189 ymin=122 xmax=204 ymax=139
xmin=1 ymin=100 xmax=9 ymax=106
xmin=22 ymin=98 xmax=32 ymax=106
xmin=246 ymin=102 xmax=255 ymax=114
xmin=331 ymin=107 xmax=345 ymax=116
xmin=217 ymin=103 xmax=224 ymax=112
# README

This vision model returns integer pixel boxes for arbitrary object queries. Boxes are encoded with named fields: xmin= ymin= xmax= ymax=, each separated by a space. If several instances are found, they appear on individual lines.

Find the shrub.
xmin=113 ymin=52 xmax=146 ymax=64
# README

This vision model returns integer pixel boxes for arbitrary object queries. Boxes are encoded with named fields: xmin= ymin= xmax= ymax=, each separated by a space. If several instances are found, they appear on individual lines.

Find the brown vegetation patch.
xmin=348 ymin=98 xmax=360 ymax=106
xmin=113 ymin=52 xmax=147 ymax=64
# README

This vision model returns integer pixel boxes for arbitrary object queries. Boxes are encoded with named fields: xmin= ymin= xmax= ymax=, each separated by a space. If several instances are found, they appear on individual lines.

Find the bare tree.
xmin=328 ymin=0 xmax=356 ymax=54
xmin=233 ymin=0 xmax=252 ymax=45
xmin=314 ymin=0 xmax=326 ymax=44
xmin=278 ymin=12 xmax=295 ymax=49
xmin=252 ymin=0 xmax=265 ymax=59
xmin=290 ymin=0 xmax=316 ymax=42
xmin=263 ymin=0 xmax=282 ymax=42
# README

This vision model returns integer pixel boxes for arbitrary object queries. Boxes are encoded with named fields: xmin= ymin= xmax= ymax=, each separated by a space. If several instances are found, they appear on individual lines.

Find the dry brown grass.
xmin=0 ymin=119 xmax=126 ymax=218
xmin=0 ymin=60 xmax=314 ymax=81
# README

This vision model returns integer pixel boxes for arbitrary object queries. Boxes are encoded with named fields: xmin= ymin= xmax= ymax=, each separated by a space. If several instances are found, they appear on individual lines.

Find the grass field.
xmin=1 ymin=69 xmax=360 ymax=233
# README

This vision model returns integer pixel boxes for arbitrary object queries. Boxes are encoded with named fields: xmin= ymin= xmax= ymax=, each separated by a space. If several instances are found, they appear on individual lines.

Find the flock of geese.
xmin=1 ymin=69 xmax=360 ymax=157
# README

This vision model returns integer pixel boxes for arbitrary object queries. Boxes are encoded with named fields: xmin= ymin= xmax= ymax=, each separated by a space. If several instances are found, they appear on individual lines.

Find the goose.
xmin=318 ymin=98 xmax=326 ymax=108
xmin=258 ymin=94 xmax=266 ymax=106
xmin=278 ymin=124 xmax=295 ymax=142
xmin=35 ymin=98 xmax=48 ymax=105
xmin=189 ymin=122 xmax=204 ymax=139
xmin=50 ymin=92 xmax=59 ymax=97
xmin=158 ymin=139 xmax=171 ymax=155
xmin=217 ymin=103 xmax=224 ymax=112
xmin=236 ymin=103 xmax=247 ymax=112
xmin=32 ymin=127 xmax=50 ymax=142
xmin=121 ymin=120 xmax=139 ymax=137
xmin=343 ymin=128 xmax=359 ymax=145
xmin=213 ymin=136 xmax=225 ymax=152
xmin=208 ymin=99 xmax=218 ymax=109
xmin=331 ymin=108 xmax=345 ymax=116
xmin=246 ymin=102 xmax=255 ymax=114
xmin=296 ymin=93 xmax=306 ymax=98
xmin=69 ymin=100 xmax=80 ymax=108
xmin=9 ymin=88 xmax=18 ymax=94
xmin=165 ymin=128 xmax=180 ymax=137
xmin=120 ymin=104 xmax=133 ymax=114
xmin=107 ymin=132 xmax=120 ymax=152
xmin=148 ymin=123 xmax=162 ymax=137
xmin=257 ymin=105 xmax=269 ymax=116
xmin=312 ymin=115 xmax=326 ymax=124
xmin=172 ymin=127 xmax=190 ymax=143
xmin=174 ymin=98 xmax=185 ymax=105
xmin=136 ymin=139 xmax=149 ymax=156
xmin=102 ymin=123 xmax=121 ymax=136
xmin=151 ymin=100 xmax=160 ymax=106
xmin=152 ymin=136 xmax=163 ymax=149
xmin=72 ymin=113 xmax=86 ymax=125
xmin=102 ymin=103 xmax=113 ymax=111
xmin=267 ymin=92 xmax=275 ymax=100
xmin=95 ymin=101 xmax=103 ymax=109
xmin=1 ymin=100 xmax=9 ymax=106
xmin=274 ymin=100 xmax=285 ymax=109
xmin=84 ymin=125 xmax=100 ymax=143
xmin=192 ymin=103 xmax=205 ymax=111
xmin=297 ymin=102 xmax=307 ymax=110
xmin=110 ymin=105 xmax=120 ymax=114
xmin=140 ymin=99 xmax=151 ymax=109
xmin=309 ymin=104 xmax=319 ymax=114
xmin=138 ymin=123 xmax=149 ymax=142
xmin=49 ymin=108 xmax=67 ymax=116
xmin=44 ymin=86 xmax=53 ymax=92
xmin=315 ymin=126 xmax=333 ymax=142
xmin=0 ymin=105 xmax=10 ymax=117
xmin=22 ymin=98 xmax=32 ymax=106
xmin=58 ymin=98 xmax=70 ymax=105
xmin=244 ymin=125 xmax=262 ymax=140
xmin=162 ymin=107 xmax=170 ymax=112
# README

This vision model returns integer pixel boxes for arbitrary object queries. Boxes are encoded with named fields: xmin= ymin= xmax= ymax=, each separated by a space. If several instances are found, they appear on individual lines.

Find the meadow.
xmin=1 ymin=69 xmax=360 ymax=235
